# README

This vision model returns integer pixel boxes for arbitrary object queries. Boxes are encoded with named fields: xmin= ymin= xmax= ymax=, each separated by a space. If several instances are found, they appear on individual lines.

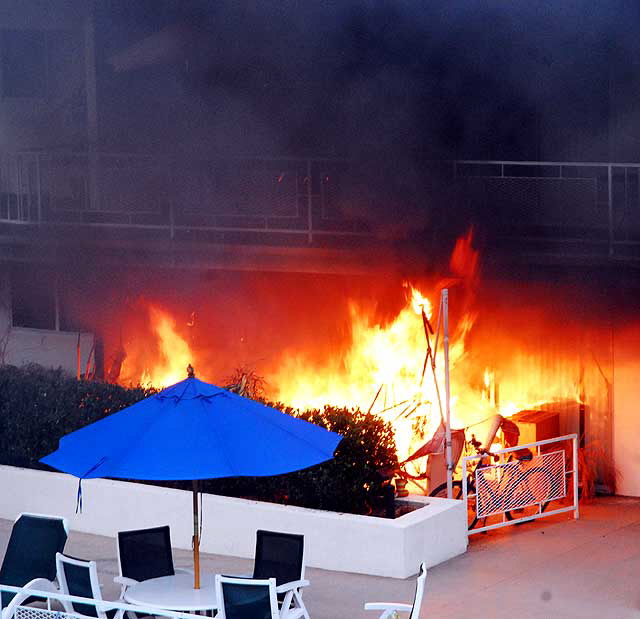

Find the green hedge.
xmin=0 ymin=365 xmax=398 ymax=515
xmin=201 ymin=405 xmax=398 ymax=514
xmin=0 ymin=364 xmax=153 ymax=469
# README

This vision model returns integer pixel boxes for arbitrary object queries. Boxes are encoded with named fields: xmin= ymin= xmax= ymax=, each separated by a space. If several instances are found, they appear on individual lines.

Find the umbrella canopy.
xmin=41 ymin=375 xmax=341 ymax=480
xmin=41 ymin=373 xmax=342 ymax=589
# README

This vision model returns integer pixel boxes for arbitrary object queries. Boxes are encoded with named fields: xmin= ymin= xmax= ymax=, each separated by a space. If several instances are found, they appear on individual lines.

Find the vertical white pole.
xmin=572 ymin=435 xmax=580 ymax=519
xmin=443 ymin=289 xmax=453 ymax=499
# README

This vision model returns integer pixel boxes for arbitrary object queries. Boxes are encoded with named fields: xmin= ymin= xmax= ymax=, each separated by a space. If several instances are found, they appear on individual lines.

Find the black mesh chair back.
xmin=220 ymin=579 xmax=275 ymax=619
xmin=0 ymin=514 xmax=68 ymax=609
xmin=117 ymin=526 xmax=175 ymax=582
xmin=58 ymin=557 xmax=100 ymax=618
xmin=252 ymin=530 xmax=304 ymax=588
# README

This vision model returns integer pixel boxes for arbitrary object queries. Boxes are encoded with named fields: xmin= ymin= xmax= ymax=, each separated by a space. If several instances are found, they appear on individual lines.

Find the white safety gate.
xmin=462 ymin=434 xmax=579 ymax=535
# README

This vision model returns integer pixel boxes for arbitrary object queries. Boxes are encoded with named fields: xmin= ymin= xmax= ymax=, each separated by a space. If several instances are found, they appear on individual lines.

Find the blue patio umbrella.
xmin=41 ymin=368 xmax=342 ymax=588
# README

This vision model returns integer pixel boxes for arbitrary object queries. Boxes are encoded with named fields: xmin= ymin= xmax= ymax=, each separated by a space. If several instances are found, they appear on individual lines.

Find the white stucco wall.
xmin=4 ymin=327 xmax=94 ymax=376
xmin=0 ymin=268 xmax=94 ymax=375
xmin=613 ymin=325 xmax=640 ymax=497
xmin=0 ymin=465 xmax=468 ymax=578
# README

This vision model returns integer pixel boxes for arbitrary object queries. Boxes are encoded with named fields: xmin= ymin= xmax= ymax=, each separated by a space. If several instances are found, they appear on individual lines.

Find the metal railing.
xmin=0 ymin=152 xmax=370 ymax=245
xmin=2 ymin=152 xmax=640 ymax=256
xmin=452 ymin=160 xmax=640 ymax=258
xmin=462 ymin=433 xmax=579 ymax=535
xmin=0 ymin=584 xmax=201 ymax=619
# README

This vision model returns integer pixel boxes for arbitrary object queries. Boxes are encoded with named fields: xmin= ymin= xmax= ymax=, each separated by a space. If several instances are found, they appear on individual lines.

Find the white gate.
xmin=462 ymin=433 xmax=579 ymax=535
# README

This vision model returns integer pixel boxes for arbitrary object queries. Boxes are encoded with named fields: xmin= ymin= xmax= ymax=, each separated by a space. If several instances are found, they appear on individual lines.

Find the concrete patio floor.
xmin=2 ymin=496 xmax=639 ymax=619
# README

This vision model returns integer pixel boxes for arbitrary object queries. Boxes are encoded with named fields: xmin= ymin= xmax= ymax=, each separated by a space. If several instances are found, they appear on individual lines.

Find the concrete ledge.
xmin=0 ymin=465 xmax=467 ymax=578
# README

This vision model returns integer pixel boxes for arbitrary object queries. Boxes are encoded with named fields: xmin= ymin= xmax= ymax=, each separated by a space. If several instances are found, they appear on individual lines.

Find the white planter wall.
xmin=0 ymin=465 xmax=467 ymax=578
xmin=4 ymin=328 xmax=94 ymax=376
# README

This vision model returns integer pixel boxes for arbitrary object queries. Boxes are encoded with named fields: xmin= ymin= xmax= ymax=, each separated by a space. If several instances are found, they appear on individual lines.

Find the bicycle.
xmin=428 ymin=435 xmax=554 ymax=530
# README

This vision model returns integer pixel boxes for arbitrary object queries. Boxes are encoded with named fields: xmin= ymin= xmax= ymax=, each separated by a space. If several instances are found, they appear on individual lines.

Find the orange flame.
xmin=118 ymin=234 xmax=586 ymax=474
xmin=120 ymin=305 xmax=195 ymax=388
xmin=271 ymin=283 xmax=466 ymax=461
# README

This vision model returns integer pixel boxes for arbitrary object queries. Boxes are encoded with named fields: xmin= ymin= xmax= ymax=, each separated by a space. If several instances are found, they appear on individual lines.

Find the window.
xmin=1 ymin=29 xmax=47 ymax=98
xmin=10 ymin=264 xmax=56 ymax=330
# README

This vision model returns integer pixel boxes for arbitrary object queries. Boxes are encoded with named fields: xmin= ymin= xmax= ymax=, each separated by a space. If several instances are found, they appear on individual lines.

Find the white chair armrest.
xmin=221 ymin=572 xmax=252 ymax=579
xmin=1 ymin=579 xmax=58 ymax=619
xmin=275 ymin=579 xmax=310 ymax=593
xmin=114 ymin=576 xmax=138 ymax=601
xmin=364 ymin=603 xmax=413 ymax=613
xmin=114 ymin=576 xmax=139 ymax=588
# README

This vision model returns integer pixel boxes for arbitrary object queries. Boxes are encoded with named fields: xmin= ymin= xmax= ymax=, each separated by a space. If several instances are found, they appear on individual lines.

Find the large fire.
xmin=113 ymin=234 xmax=593 ymax=476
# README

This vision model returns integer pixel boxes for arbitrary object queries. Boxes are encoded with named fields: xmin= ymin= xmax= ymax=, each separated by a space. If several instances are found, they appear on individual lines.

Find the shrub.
xmin=0 ymin=364 xmax=151 ymax=469
xmin=202 ymin=405 xmax=399 ymax=514
xmin=0 ymin=364 xmax=398 ymax=515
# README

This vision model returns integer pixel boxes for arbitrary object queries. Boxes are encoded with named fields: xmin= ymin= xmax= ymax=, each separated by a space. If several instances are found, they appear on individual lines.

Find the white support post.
xmin=442 ymin=289 xmax=453 ymax=499
xmin=573 ymin=434 xmax=580 ymax=519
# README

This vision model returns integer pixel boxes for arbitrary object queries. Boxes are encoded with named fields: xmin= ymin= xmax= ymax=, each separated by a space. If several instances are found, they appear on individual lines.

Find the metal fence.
xmin=462 ymin=433 xmax=579 ymax=535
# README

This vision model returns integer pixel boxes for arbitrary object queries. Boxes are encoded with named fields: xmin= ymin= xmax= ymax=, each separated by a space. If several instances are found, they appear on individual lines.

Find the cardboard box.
xmin=510 ymin=409 xmax=560 ymax=447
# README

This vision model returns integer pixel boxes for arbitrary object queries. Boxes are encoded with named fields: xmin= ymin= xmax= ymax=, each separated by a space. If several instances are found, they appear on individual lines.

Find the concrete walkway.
xmin=2 ymin=496 xmax=640 ymax=619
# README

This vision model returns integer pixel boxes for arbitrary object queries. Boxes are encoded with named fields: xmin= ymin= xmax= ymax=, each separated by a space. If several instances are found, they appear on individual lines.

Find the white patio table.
xmin=123 ymin=573 xmax=218 ymax=613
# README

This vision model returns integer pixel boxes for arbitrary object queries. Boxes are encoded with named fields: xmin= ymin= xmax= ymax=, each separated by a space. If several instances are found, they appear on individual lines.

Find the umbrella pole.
xmin=192 ymin=480 xmax=200 ymax=589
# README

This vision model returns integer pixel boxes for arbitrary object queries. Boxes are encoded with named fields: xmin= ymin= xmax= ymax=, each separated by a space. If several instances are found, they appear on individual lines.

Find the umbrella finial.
xmin=187 ymin=364 xmax=195 ymax=378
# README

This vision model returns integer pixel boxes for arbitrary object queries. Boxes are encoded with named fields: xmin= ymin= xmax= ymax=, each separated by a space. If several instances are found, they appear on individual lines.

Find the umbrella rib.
xmin=195 ymin=396 xmax=240 ymax=479
xmin=90 ymin=396 xmax=177 ymax=479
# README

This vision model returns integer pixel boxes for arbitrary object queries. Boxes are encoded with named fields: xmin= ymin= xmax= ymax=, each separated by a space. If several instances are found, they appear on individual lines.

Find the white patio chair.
xmin=0 ymin=512 xmax=69 ymax=614
xmin=251 ymin=530 xmax=310 ymax=619
xmin=364 ymin=563 xmax=427 ymax=619
xmin=56 ymin=554 xmax=123 ymax=619
xmin=224 ymin=530 xmax=309 ymax=619
xmin=215 ymin=575 xmax=280 ymax=619
xmin=114 ymin=525 xmax=191 ymax=602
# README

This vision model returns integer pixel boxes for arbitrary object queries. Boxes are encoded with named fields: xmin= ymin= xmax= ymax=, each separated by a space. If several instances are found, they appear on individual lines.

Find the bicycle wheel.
xmin=429 ymin=481 xmax=479 ymax=530
xmin=504 ymin=467 xmax=553 ymax=522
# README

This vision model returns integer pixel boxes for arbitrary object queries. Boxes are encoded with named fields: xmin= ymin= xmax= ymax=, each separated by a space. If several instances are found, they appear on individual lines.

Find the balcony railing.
xmin=1 ymin=152 xmax=639 ymax=259
xmin=450 ymin=159 xmax=640 ymax=259
xmin=0 ymin=152 xmax=371 ymax=246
